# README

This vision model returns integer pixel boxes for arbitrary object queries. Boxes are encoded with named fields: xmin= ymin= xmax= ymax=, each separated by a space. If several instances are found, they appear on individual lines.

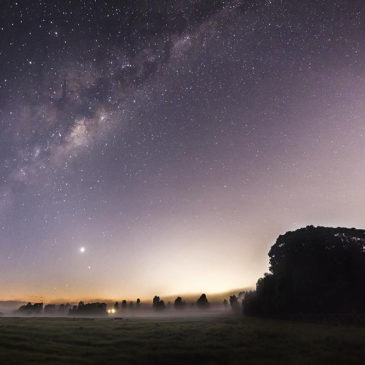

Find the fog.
xmin=0 ymin=299 xmax=242 ymax=319
xmin=2 ymin=307 xmax=232 ymax=319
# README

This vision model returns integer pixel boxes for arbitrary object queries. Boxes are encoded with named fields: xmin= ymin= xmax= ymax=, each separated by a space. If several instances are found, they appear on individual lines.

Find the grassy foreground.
xmin=0 ymin=315 xmax=364 ymax=364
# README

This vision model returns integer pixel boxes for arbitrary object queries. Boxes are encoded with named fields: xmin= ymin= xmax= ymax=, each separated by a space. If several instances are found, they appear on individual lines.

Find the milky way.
xmin=1 ymin=0 xmax=365 ymax=301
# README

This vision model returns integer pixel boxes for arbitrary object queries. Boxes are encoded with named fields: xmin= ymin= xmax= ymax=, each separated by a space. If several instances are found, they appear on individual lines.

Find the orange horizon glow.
xmin=0 ymin=286 xmax=252 ymax=304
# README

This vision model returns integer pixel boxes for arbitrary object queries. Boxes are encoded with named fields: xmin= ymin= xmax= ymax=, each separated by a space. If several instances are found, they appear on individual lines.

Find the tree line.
xmin=17 ymin=294 xmax=228 ymax=315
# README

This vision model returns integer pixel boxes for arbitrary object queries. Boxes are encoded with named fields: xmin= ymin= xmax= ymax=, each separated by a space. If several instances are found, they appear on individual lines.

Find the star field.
xmin=1 ymin=0 xmax=365 ymax=301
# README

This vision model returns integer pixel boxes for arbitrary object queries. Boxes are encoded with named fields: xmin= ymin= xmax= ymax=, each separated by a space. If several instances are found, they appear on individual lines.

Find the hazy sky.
xmin=1 ymin=0 xmax=365 ymax=302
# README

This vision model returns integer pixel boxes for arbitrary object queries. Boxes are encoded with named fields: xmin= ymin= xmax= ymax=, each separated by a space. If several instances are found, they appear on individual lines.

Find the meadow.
xmin=0 ymin=315 xmax=364 ymax=364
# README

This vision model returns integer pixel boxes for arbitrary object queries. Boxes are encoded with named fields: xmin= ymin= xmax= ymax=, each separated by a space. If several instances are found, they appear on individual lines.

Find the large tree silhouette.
xmin=244 ymin=226 xmax=365 ymax=316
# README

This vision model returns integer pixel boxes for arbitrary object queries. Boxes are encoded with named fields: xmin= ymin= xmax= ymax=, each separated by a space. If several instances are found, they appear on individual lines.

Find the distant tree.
xmin=44 ymin=304 xmax=56 ymax=314
xmin=153 ymin=296 xmax=160 ymax=308
xmin=69 ymin=305 xmax=78 ymax=315
xmin=153 ymin=296 xmax=165 ymax=311
xmin=244 ymin=226 xmax=365 ymax=316
xmin=174 ymin=296 xmax=186 ymax=310
xmin=136 ymin=298 xmax=141 ymax=308
xmin=33 ymin=303 xmax=43 ymax=314
xmin=69 ymin=302 xmax=107 ymax=316
xmin=58 ymin=303 xmax=70 ymax=314
xmin=229 ymin=295 xmax=240 ymax=313
xmin=18 ymin=302 xmax=44 ymax=314
xmin=121 ymin=300 xmax=127 ymax=310
xmin=59 ymin=304 xmax=66 ymax=313
xmin=196 ymin=294 xmax=209 ymax=309
xmin=114 ymin=302 xmax=119 ymax=311
xmin=18 ymin=302 xmax=33 ymax=314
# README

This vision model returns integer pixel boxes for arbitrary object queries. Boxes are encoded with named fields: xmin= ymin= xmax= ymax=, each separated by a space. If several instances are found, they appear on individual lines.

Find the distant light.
xmin=80 ymin=247 xmax=85 ymax=253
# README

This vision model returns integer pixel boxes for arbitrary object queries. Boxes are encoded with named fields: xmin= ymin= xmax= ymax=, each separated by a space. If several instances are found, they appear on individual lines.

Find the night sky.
xmin=1 ymin=0 xmax=365 ymax=302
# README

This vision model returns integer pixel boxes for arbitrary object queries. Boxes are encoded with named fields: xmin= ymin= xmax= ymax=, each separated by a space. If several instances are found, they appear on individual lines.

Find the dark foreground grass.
xmin=0 ymin=315 xmax=364 ymax=364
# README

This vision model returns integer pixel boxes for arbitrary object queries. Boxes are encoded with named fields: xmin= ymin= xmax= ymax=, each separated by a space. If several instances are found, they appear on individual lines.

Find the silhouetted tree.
xmin=136 ymin=298 xmax=141 ymax=308
xmin=196 ymin=294 xmax=209 ymax=309
xmin=33 ymin=303 xmax=43 ymax=313
xmin=121 ymin=300 xmax=127 ymax=310
xmin=18 ymin=302 xmax=43 ymax=314
xmin=58 ymin=304 xmax=65 ymax=313
xmin=243 ymin=291 xmax=259 ymax=316
xmin=153 ymin=296 xmax=165 ymax=311
xmin=114 ymin=302 xmax=119 ymax=311
xmin=58 ymin=303 xmax=70 ymax=314
xmin=44 ymin=304 xmax=56 ymax=314
xmin=244 ymin=226 xmax=365 ymax=316
xmin=69 ymin=302 xmax=107 ymax=316
xmin=174 ymin=296 xmax=186 ymax=310
xmin=18 ymin=302 xmax=34 ymax=314
xmin=153 ymin=296 xmax=160 ymax=308
xmin=230 ymin=295 xmax=240 ymax=313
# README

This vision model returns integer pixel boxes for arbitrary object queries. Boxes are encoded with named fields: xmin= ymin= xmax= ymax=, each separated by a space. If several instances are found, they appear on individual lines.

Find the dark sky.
xmin=1 ymin=0 xmax=365 ymax=301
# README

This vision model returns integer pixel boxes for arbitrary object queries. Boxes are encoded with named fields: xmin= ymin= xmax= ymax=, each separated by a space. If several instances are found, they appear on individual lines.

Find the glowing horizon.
xmin=0 ymin=286 xmax=252 ymax=304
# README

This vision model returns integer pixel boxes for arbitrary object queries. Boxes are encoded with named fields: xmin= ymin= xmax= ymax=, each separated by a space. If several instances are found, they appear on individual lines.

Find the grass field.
xmin=0 ymin=315 xmax=364 ymax=364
